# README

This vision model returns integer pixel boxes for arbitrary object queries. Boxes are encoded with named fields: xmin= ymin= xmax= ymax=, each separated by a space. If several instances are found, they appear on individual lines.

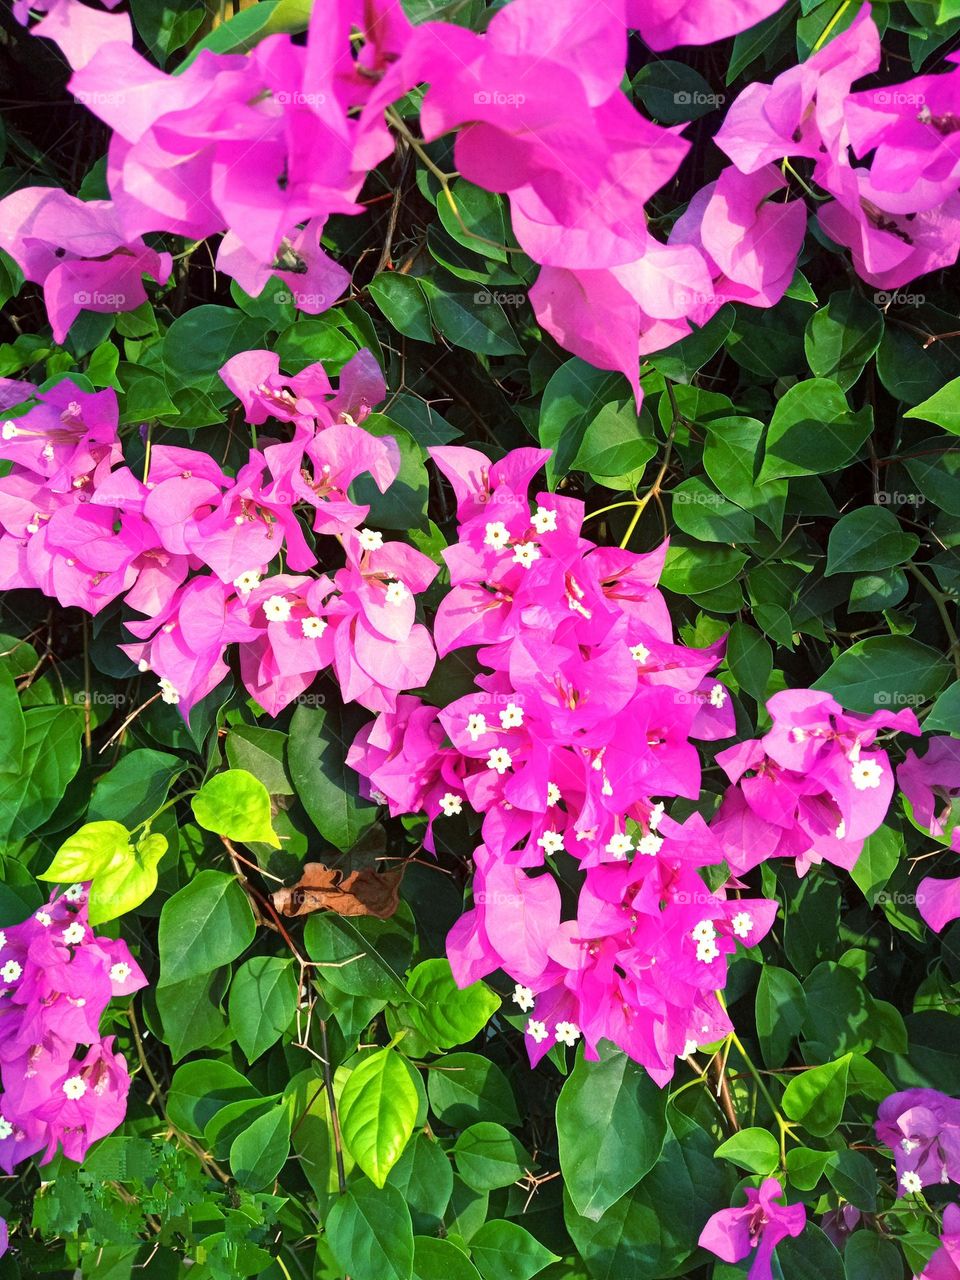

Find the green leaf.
xmin=369 ymin=274 xmax=435 ymax=343
xmin=405 ymin=959 xmax=500 ymax=1050
xmin=0 ymin=665 xmax=24 ymax=773
xmin=539 ymin=360 xmax=628 ymax=489
xmin=782 ymin=1054 xmax=851 ymax=1137
xmin=756 ymin=966 xmax=807 ymax=1068
xmin=825 ymin=1149 xmax=878 ymax=1212
xmin=40 ymin=820 xmax=130 ymax=883
xmin=649 ymin=307 xmax=734 ymax=383
xmin=414 ymin=1237 xmax=482 ymax=1280
xmin=759 ymin=379 xmax=873 ymax=482
xmin=157 ymin=869 xmax=256 ymax=988
xmin=438 ymin=181 xmax=510 ymax=263
xmin=905 ymin=439 xmax=960 ymax=516
xmin=925 ymin=680 xmax=960 ymax=733
xmin=813 ymin=636 xmax=951 ymax=713
xmin=166 ymin=1059 xmax=259 ymax=1137
xmin=191 ymin=769 xmax=280 ymax=848
xmin=228 ymin=956 xmax=297 ymax=1063
xmin=420 ymin=276 xmax=522 ymax=357
xmin=326 ymin=1179 xmax=415 ymax=1280
xmin=726 ymin=623 xmax=773 ymax=701
xmin=469 ymin=1220 xmax=558 ymax=1280
xmin=715 ymin=1127 xmax=781 ymax=1176
xmin=825 ymin=507 xmax=919 ymax=576
xmin=851 ymin=826 xmax=902 ymax=904
xmin=703 ymin=416 xmax=787 ymax=535
xmin=0 ymin=705 xmax=84 ymax=841
xmin=229 ymin=1101 xmax=292 ymax=1190
xmin=163 ymin=305 xmax=266 ymax=396
xmin=571 ymin=402 xmax=657 ymax=490
xmin=426 ymin=1052 xmax=520 ymax=1129
xmin=288 ymin=702 xmax=378 ymax=851
xmin=660 ymin=543 xmax=748 ymax=594
xmin=88 ymin=748 xmax=183 ymax=825
xmin=304 ymin=907 xmax=415 ymax=1002
xmin=225 ymin=725 xmax=294 ymax=796
xmin=905 ymin=375 xmax=960 ymax=434
xmin=671 ymin=476 xmax=756 ymax=543
xmin=453 ymin=1123 xmax=527 ymax=1191
xmin=88 ymin=831 xmax=168 ymax=926
xmin=156 ymin=970 xmax=230 ymax=1062
xmin=556 ymin=1044 xmax=668 ymax=1220
xmin=843 ymin=1231 xmax=903 ymax=1280
xmin=785 ymin=1146 xmax=831 ymax=1191
xmin=388 ymin=1135 xmax=454 ymax=1235
xmin=804 ymin=291 xmax=883 ymax=391
xmin=339 ymin=1047 xmax=421 ymax=1187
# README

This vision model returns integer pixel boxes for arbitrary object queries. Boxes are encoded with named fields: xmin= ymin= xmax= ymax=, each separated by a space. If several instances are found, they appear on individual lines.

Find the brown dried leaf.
xmin=271 ymin=861 xmax=403 ymax=919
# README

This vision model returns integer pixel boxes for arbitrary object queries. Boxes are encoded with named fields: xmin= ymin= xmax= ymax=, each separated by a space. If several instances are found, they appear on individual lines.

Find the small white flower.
xmin=158 ymin=677 xmax=180 ymax=706
xmin=370 ymin=789 xmax=387 ymax=805
xmin=538 ymin=830 xmax=565 ymax=856
xmin=25 ymin=522 xmax=39 ymax=535
xmin=835 ymin=819 xmax=847 ymax=840
xmin=467 ymin=712 xmax=488 ymax=742
xmin=232 ymin=570 xmax=261 ymax=593
xmin=637 ymin=833 xmax=663 ymax=856
xmin=62 ymin=922 xmax=85 ymax=945
xmin=110 ymin=962 xmax=132 ymax=984
xmin=605 ymin=832 xmax=634 ymax=860
xmin=1 ymin=421 xmax=18 ymax=440
xmin=263 ymin=595 xmax=293 ymax=622
xmin=439 ymin=792 xmax=463 ymax=817
xmin=531 ymin=506 xmax=557 ymax=534
xmin=525 ymin=1019 xmax=549 ymax=1044
xmin=709 ymin=683 xmax=727 ymax=708
xmin=487 ymin=747 xmax=513 ymax=775
xmin=512 ymin=542 xmax=540 ymax=569
xmin=901 ymin=1138 xmax=918 ymax=1154
xmin=137 ymin=658 xmax=150 ymax=673
xmin=35 ymin=912 xmax=51 ymax=927
xmin=62 ymin=1076 xmax=87 ymax=1101
xmin=499 ymin=701 xmax=524 ymax=729
xmin=630 ymin=643 xmax=650 ymax=664
xmin=0 ymin=1117 xmax=11 ymax=1139
xmin=547 ymin=782 xmax=561 ymax=808
xmin=301 ymin=615 xmax=327 ymax=638
xmin=691 ymin=920 xmax=716 ymax=943
xmin=512 ymin=984 xmax=535 ymax=1012
xmin=484 ymin=521 xmax=511 ymax=550
xmin=555 ymin=1021 xmax=581 ymax=1046
xmin=900 ymin=1170 xmax=923 ymax=1195
xmin=731 ymin=911 xmax=754 ymax=939
xmin=851 ymin=759 xmax=883 ymax=790
xmin=1 ymin=960 xmax=22 ymax=983
xmin=64 ymin=884 xmax=83 ymax=902
xmin=696 ymin=938 xmax=721 ymax=964
xmin=385 ymin=580 xmax=408 ymax=607
xmin=648 ymin=801 xmax=665 ymax=830
xmin=358 ymin=527 xmax=383 ymax=552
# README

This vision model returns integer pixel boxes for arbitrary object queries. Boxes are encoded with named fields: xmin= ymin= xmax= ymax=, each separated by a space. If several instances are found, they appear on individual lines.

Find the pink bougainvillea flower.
xmin=0 ymin=187 xmax=172 ymax=344
xmin=626 ymin=0 xmax=790 ymax=52
xmin=917 ymin=1203 xmax=960 ymax=1280
xmin=16 ymin=0 xmax=131 ymax=70
xmin=715 ymin=7 xmax=880 ymax=173
xmin=898 ymin=737 xmax=960 ymax=840
xmin=216 ymin=217 xmax=350 ymax=315
xmin=876 ymin=1089 xmax=960 ymax=1195
xmin=698 ymin=1178 xmax=806 ymax=1280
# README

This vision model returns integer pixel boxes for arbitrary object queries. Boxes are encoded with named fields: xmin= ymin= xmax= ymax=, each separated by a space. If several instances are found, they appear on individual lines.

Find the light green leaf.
xmin=192 ymin=769 xmax=280 ymax=848
xmin=339 ymin=1047 xmax=421 ymax=1188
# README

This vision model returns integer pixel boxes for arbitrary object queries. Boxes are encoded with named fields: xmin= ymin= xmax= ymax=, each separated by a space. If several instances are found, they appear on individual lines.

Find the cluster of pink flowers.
xmin=7 ymin=0 xmax=955 ymax=392
xmin=348 ymin=444 xmax=778 ymax=1083
xmin=717 ymin=6 xmax=960 ymax=290
xmin=0 ymin=351 xmax=439 ymax=716
xmin=713 ymin=690 xmax=920 ymax=878
xmin=898 ymin=738 xmax=960 ymax=933
xmin=0 ymin=885 xmax=146 ymax=1170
